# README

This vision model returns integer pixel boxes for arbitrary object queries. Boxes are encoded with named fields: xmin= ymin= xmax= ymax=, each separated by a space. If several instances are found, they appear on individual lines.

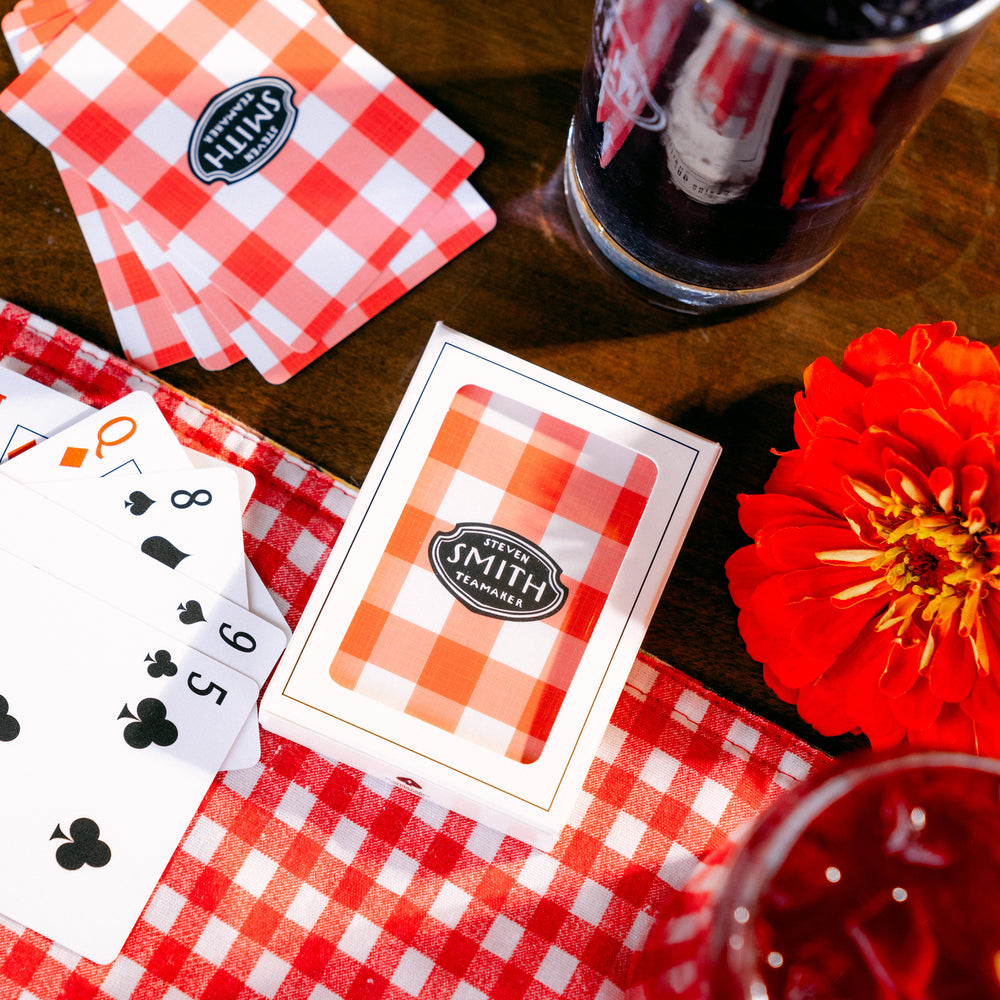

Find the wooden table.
xmin=1 ymin=0 xmax=998 ymax=757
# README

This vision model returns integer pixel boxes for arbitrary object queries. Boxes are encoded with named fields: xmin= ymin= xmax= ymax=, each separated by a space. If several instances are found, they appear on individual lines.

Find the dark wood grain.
xmin=1 ymin=0 xmax=998 ymax=755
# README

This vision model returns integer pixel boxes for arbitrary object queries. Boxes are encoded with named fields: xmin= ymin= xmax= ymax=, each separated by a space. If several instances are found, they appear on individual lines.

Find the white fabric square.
xmin=360 ymin=159 xmax=429 ymax=226
xmin=605 ymin=811 xmax=646 ymax=859
xmin=265 ymin=0 xmax=317 ymax=29
xmin=571 ymin=878 xmax=614 ymax=925
xmin=482 ymin=914 xmax=522 ymax=960
xmin=143 ymin=885 xmax=186 ymax=934
xmin=100 ymin=956 xmax=145 ymax=1000
xmin=356 ymin=661 xmax=416 ymax=713
xmin=392 ymin=947 xmax=435 ymax=996
xmin=338 ymin=913 xmax=381 ymax=963
xmin=574 ymin=430 xmax=643 ymax=487
xmin=428 ymin=882 xmax=472 ymax=929
xmin=454 ymin=706 xmax=515 ymax=754
xmin=274 ymin=782 xmax=317 ymax=831
xmin=537 ymin=944 xmax=577 ymax=994
xmin=659 ymin=842 xmax=700 ymax=890
xmin=234 ymin=848 xmax=279 ymax=897
xmin=488 ymin=619 xmax=557 ymax=680
xmin=727 ymin=719 xmax=761 ymax=755
xmin=287 ymin=883 xmax=329 ymax=930
xmin=326 ymin=817 xmax=367 ymax=865
xmin=287 ymin=528 xmax=327 ymax=576
xmin=516 ymin=850 xmax=559 ymax=895
xmin=541 ymin=514 xmax=601 ymax=580
xmin=640 ymin=747 xmax=681 ymax=794
xmin=182 ymin=816 xmax=226 ymax=864
xmin=194 ymin=915 xmax=238 ymax=965
xmin=89 ymin=165 xmax=140 ymax=213
xmin=376 ymin=849 xmax=419 ymax=896
xmin=76 ymin=209 xmax=115 ymax=264
xmin=246 ymin=950 xmax=291 ymax=999
xmin=692 ymin=778 xmax=732 ymax=825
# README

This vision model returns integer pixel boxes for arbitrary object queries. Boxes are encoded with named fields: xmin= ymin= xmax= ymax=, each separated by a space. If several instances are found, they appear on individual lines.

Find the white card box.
xmin=260 ymin=324 xmax=720 ymax=850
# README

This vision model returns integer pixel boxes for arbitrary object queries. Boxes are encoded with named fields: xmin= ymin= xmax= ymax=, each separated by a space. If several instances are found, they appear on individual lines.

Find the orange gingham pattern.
xmin=330 ymin=386 xmax=658 ymax=764
xmin=0 ymin=0 xmax=485 ymax=353
xmin=0 ymin=302 xmax=829 ymax=999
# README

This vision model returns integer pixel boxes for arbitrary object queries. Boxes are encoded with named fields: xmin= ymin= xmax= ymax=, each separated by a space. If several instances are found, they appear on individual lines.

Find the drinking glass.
xmin=565 ymin=0 xmax=1000 ymax=312
xmin=626 ymin=749 xmax=1000 ymax=999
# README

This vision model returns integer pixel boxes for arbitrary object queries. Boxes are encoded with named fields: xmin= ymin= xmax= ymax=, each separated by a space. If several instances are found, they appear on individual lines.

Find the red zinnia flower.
xmin=726 ymin=322 xmax=1000 ymax=754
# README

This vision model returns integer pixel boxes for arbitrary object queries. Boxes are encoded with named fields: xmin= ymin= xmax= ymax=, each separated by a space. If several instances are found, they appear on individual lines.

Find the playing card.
xmin=0 ymin=545 xmax=259 ymax=964
xmin=0 ymin=0 xmax=486 ymax=353
xmin=2 ymin=390 xmax=190 ymax=481
xmin=0 ymin=473 xmax=288 ymax=770
xmin=0 ymin=364 xmax=94 ymax=462
xmin=32 ymin=467 xmax=250 ymax=605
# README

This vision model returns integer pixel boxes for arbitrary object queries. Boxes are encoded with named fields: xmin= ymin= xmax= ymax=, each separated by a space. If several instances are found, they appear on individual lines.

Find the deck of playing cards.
xmin=0 ymin=365 xmax=290 ymax=963
xmin=0 ymin=0 xmax=495 ymax=382
xmin=260 ymin=325 xmax=721 ymax=850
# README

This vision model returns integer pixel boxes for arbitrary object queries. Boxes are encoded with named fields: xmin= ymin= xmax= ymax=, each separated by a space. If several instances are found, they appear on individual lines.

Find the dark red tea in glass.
xmin=626 ymin=750 xmax=1000 ymax=999
xmin=565 ymin=0 xmax=1000 ymax=312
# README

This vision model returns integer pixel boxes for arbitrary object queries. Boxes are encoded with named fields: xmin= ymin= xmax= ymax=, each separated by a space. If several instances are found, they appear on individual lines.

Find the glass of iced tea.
xmin=565 ymin=0 xmax=1000 ymax=313
xmin=626 ymin=749 xmax=1000 ymax=999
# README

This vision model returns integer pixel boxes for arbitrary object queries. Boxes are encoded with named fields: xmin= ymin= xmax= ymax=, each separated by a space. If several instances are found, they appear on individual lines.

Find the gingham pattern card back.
xmin=0 ymin=300 xmax=829 ymax=999
xmin=0 ymin=0 xmax=486 ymax=352
xmin=330 ymin=385 xmax=658 ymax=764
xmin=54 ymin=161 xmax=197 ymax=370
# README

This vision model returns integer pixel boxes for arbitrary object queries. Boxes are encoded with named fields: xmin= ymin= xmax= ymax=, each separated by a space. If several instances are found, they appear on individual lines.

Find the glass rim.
xmin=720 ymin=749 xmax=1000 ymax=997
xmin=708 ymin=0 xmax=1000 ymax=55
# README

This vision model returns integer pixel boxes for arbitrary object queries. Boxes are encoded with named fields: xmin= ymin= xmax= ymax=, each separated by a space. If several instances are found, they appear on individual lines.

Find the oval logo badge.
xmin=188 ymin=77 xmax=297 ymax=185
xmin=428 ymin=523 xmax=568 ymax=621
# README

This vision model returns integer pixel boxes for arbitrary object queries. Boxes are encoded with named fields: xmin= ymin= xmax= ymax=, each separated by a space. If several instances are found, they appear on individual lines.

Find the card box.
xmin=260 ymin=324 xmax=720 ymax=850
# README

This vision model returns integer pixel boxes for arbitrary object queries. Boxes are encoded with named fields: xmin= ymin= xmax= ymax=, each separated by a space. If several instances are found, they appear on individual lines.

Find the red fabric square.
xmin=353 ymin=93 xmax=420 ymax=156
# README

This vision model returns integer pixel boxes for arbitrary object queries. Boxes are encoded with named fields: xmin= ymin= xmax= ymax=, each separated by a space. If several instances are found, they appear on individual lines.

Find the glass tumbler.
xmin=626 ymin=749 xmax=1000 ymax=999
xmin=565 ymin=0 xmax=1000 ymax=313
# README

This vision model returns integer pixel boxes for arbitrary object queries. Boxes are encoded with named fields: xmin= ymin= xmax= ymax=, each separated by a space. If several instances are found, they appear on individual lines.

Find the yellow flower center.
xmin=868 ymin=492 xmax=1000 ymax=650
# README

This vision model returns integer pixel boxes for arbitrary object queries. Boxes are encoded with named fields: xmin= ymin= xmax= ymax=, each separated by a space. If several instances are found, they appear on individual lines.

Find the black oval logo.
xmin=428 ymin=523 xmax=568 ymax=621
xmin=188 ymin=77 xmax=297 ymax=185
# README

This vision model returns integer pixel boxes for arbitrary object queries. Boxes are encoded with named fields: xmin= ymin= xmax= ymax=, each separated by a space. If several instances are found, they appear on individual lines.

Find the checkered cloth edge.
xmin=0 ymin=300 xmax=829 ymax=1000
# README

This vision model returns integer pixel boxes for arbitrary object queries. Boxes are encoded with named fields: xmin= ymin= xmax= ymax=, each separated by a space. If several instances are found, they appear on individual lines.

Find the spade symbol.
xmin=119 ymin=698 xmax=178 ymax=749
xmin=142 ymin=535 xmax=190 ymax=569
xmin=124 ymin=490 xmax=155 ymax=516
xmin=145 ymin=649 xmax=178 ymax=678
xmin=0 ymin=694 xmax=19 ymax=742
xmin=177 ymin=600 xmax=205 ymax=625
xmin=51 ymin=818 xmax=111 ymax=870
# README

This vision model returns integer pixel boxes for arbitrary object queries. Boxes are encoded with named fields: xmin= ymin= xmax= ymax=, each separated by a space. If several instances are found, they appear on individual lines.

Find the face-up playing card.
xmin=2 ymin=390 xmax=190 ymax=481
xmin=33 ymin=466 xmax=251 ymax=605
xmin=0 ymin=545 xmax=260 ymax=964
xmin=0 ymin=0 xmax=486 ymax=354
xmin=0 ymin=466 xmax=289 ymax=773
xmin=0 ymin=365 xmax=94 ymax=461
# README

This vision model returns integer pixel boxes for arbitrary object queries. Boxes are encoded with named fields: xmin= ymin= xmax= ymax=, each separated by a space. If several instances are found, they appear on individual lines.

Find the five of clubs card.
xmin=0 ymin=365 xmax=291 ymax=964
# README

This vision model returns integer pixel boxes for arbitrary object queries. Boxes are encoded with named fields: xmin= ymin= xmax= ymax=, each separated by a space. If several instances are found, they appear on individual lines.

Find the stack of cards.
xmin=0 ymin=365 xmax=291 ymax=963
xmin=0 ymin=0 xmax=495 ymax=382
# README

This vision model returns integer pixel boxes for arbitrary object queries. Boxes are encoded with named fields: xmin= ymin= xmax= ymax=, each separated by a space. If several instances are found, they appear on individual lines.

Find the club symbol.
xmin=119 ymin=698 xmax=178 ymax=749
xmin=51 ymin=818 xmax=111 ymax=870
xmin=142 ymin=535 xmax=190 ymax=569
xmin=177 ymin=600 xmax=205 ymax=625
xmin=0 ymin=694 xmax=19 ymax=742
xmin=125 ymin=490 xmax=155 ymax=515
xmin=145 ymin=649 xmax=178 ymax=678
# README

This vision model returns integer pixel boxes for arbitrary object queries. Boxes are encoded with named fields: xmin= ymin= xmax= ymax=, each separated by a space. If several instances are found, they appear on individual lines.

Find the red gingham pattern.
xmin=0 ymin=301 xmax=829 ymax=999
xmin=0 ymin=0 xmax=486 ymax=353
xmin=332 ymin=385 xmax=658 ymax=764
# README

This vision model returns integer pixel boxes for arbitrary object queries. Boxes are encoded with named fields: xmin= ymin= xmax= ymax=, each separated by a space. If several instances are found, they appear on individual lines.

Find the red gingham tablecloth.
xmin=0 ymin=300 xmax=829 ymax=1000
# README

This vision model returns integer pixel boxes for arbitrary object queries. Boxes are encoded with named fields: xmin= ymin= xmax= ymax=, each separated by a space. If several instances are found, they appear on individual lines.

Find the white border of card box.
xmin=260 ymin=324 xmax=721 ymax=850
